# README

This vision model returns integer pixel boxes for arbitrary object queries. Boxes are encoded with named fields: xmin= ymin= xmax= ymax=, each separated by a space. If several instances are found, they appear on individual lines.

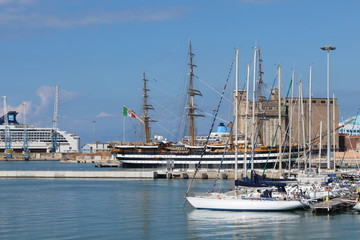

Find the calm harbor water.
xmin=1 ymin=161 xmax=360 ymax=239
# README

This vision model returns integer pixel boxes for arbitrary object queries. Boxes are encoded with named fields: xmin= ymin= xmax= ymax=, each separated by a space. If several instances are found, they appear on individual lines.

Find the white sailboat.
xmin=186 ymin=49 xmax=306 ymax=211
xmin=186 ymin=193 xmax=305 ymax=211
xmin=353 ymin=203 xmax=360 ymax=211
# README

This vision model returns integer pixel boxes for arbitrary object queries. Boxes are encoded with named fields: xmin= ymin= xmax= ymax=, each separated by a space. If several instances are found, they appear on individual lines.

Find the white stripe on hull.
xmin=117 ymin=153 xmax=297 ymax=165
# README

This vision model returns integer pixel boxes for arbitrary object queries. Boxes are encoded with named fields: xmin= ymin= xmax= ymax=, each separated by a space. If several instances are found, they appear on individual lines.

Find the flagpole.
xmin=123 ymin=116 xmax=126 ymax=142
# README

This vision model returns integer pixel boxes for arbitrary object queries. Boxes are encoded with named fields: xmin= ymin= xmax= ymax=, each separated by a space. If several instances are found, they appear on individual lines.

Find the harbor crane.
xmin=50 ymin=85 xmax=59 ymax=153
xmin=22 ymin=102 xmax=30 ymax=160
xmin=2 ymin=96 xmax=13 ymax=159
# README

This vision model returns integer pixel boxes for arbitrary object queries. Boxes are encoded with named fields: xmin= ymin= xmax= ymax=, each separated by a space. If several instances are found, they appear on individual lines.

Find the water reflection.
xmin=187 ymin=209 xmax=302 ymax=239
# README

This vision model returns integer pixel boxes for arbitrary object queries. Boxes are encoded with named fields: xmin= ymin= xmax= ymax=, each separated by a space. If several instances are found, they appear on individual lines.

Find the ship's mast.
xmin=187 ymin=41 xmax=204 ymax=146
xmin=142 ymin=72 xmax=155 ymax=143
xmin=257 ymin=47 xmax=265 ymax=102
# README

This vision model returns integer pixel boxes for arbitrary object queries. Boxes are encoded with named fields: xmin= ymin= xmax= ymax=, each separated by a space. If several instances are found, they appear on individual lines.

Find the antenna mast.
xmin=187 ymin=40 xmax=204 ymax=146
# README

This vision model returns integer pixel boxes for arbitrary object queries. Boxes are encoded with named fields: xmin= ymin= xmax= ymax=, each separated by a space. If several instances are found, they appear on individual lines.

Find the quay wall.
xmin=0 ymin=170 xmax=156 ymax=179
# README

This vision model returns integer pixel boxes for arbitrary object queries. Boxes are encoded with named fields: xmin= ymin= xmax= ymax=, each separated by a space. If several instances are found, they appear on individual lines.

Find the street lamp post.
xmin=321 ymin=45 xmax=336 ymax=169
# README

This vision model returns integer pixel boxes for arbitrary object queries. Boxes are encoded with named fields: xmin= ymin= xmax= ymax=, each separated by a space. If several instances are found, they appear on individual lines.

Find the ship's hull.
xmin=117 ymin=151 xmax=298 ymax=168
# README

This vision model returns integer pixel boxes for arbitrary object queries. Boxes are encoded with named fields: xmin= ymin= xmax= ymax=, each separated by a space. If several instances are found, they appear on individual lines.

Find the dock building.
xmin=235 ymin=88 xmax=339 ymax=152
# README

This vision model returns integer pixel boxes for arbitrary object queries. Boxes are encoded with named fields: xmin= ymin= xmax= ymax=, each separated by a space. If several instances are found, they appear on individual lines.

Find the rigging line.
xmin=245 ymin=75 xmax=277 ymax=170
xmin=157 ymin=38 xmax=187 ymax=62
xmin=273 ymin=119 xmax=293 ymax=171
xmin=152 ymin=99 xmax=179 ymax=118
xmin=176 ymin=89 xmax=188 ymax=139
xmin=149 ymin=83 xmax=180 ymax=98
xmin=153 ymin=121 xmax=178 ymax=139
xmin=200 ymin=110 xmax=230 ymax=124
xmin=253 ymin=76 xmax=277 ymax=147
xmin=262 ymin=77 xmax=293 ymax=176
xmin=248 ymin=68 xmax=280 ymax=164
xmin=148 ymin=73 xmax=190 ymax=98
xmin=211 ymin=116 xmax=235 ymax=192
xmin=340 ymin=109 xmax=360 ymax=168
xmin=185 ymin=51 xmax=236 ymax=195
xmin=194 ymin=75 xmax=232 ymax=104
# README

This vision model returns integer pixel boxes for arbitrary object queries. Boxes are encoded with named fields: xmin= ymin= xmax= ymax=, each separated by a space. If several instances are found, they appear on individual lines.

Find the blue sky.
xmin=0 ymin=0 xmax=359 ymax=145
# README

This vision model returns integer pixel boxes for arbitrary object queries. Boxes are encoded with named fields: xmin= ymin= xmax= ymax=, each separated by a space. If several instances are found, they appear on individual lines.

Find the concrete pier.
xmin=0 ymin=170 xmax=156 ymax=179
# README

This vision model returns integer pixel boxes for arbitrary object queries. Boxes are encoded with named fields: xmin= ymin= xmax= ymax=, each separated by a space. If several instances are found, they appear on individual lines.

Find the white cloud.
xmin=0 ymin=86 xmax=80 ymax=127
xmin=33 ymin=85 xmax=79 ymax=116
xmin=96 ymin=112 xmax=113 ymax=118
xmin=0 ymin=4 xmax=188 ymax=29
xmin=0 ymin=0 xmax=35 ymax=5
xmin=61 ymin=88 xmax=81 ymax=102
xmin=34 ymin=85 xmax=54 ymax=115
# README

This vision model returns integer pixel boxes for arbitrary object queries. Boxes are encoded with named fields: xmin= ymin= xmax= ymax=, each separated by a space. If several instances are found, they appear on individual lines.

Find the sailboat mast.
xmin=300 ymin=81 xmax=307 ymax=168
xmin=244 ymin=64 xmax=250 ymax=175
xmin=235 ymin=49 xmax=239 ymax=180
xmin=256 ymin=47 xmax=264 ymax=145
xmin=251 ymin=47 xmax=257 ymax=170
xmin=187 ymin=41 xmax=203 ymax=146
xmin=288 ymin=69 xmax=295 ymax=173
xmin=333 ymin=93 xmax=336 ymax=171
xmin=318 ymin=121 xmax=323 ymax=172
xmin=297 ymin=83 xmax=301 ymax=170
xmin=142 ymin=72 xmax=155 ymax=143
xmin=308 ymin=65 xmax=313 ymax=168
xmin=277 ymin=65 xmax=282 ymax=177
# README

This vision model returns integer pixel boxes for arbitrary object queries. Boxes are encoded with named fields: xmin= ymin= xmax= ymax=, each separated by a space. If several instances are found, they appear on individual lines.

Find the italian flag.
xmin=122 ymin=106 xmax=136 ymax=118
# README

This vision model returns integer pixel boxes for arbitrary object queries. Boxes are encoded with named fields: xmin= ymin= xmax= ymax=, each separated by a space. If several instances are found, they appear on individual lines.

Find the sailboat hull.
xmin=353 ymin=203 xmax=360 ymax=211
xmin=186 ymin=196 xmax=304 ymax=211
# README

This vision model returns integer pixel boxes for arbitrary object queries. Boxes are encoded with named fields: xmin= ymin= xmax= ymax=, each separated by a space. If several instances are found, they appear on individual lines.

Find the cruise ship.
xmin=0 ymin=111 xmax=80 ymax=153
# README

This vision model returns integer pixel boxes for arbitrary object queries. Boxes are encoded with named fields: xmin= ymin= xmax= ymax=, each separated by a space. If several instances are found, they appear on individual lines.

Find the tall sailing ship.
xmin=114 ymin=43 xmax=299 ymax=169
